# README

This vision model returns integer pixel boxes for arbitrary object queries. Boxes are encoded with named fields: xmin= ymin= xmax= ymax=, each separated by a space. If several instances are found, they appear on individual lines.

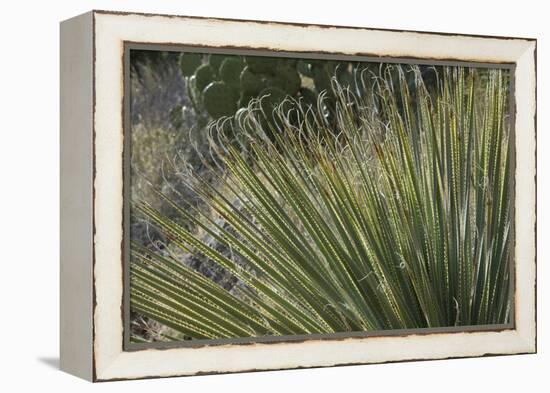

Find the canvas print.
xmin=127 ymin=48 xmax=513 ymax=345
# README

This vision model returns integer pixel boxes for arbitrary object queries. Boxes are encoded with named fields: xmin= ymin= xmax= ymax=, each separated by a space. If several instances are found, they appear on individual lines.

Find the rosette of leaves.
xmin=131 ymin=65 xmax=512 ymax=342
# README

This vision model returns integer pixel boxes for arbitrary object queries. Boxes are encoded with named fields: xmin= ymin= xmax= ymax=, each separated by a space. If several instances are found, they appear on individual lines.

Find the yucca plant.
xmin=130 ymin=64 xmax=512 ymax=342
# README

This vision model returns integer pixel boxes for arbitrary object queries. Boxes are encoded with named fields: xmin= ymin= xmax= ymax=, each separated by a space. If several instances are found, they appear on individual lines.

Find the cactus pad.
xmin=194 ymin=64 xmax=216 ymax=92
xmin=245 ymin=56 xmax=277 ymax=74
xmin=179 ymin=53 xmax=202 ymax=76
xmin=240 ymin=66 xmax=265 ymax=95
xmin=207 ymin=54 xmax=226 ymax=74
xmin=202 ymin=81 xmax=239 ymax=119
xmin=220 ymin=58 xmax=244 ymax=87
xmin=273 ymin=64 xmax=301 ymax=95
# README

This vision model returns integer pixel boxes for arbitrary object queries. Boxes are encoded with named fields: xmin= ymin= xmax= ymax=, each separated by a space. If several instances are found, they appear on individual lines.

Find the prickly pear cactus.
xmin=207 ymin=54 xmax=226 ymax=74
xmin=273 ymin=64 xmax=301 ymax=96
xmin=202 ymin=82 xmax=239 ymax=119
xmin=220 ymin=58 xmax=244 ymax=87
xmin=178 ymin=52 xmax=361 ymax=123
xmin=245 ymin=56 xmax=277 ymax=74
xmin=194 ymin=64 xmax=216 ymax=91
xmin=179 ymin=53 xmax=202 ymax=76
xmin=240 ymin=67 xmax=265 ymax=96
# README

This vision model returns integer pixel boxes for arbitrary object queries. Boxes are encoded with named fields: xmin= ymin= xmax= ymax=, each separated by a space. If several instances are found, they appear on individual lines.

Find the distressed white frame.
xmin=60 ymin=10 xmax=536 ymax=382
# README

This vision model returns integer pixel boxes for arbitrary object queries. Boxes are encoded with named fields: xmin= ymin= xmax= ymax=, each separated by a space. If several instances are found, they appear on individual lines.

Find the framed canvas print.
xmin=60 ymin=10 xmax=537 ymax=382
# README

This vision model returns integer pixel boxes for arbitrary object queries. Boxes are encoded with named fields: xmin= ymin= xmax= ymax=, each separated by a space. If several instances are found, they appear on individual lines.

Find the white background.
xmin=0 ymin=0 xmax=546 ymax=391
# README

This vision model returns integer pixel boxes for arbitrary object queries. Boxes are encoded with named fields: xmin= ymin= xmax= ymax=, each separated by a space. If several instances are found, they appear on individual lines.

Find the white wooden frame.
xmin=60 ymin=10 xmax=537 ymax=382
